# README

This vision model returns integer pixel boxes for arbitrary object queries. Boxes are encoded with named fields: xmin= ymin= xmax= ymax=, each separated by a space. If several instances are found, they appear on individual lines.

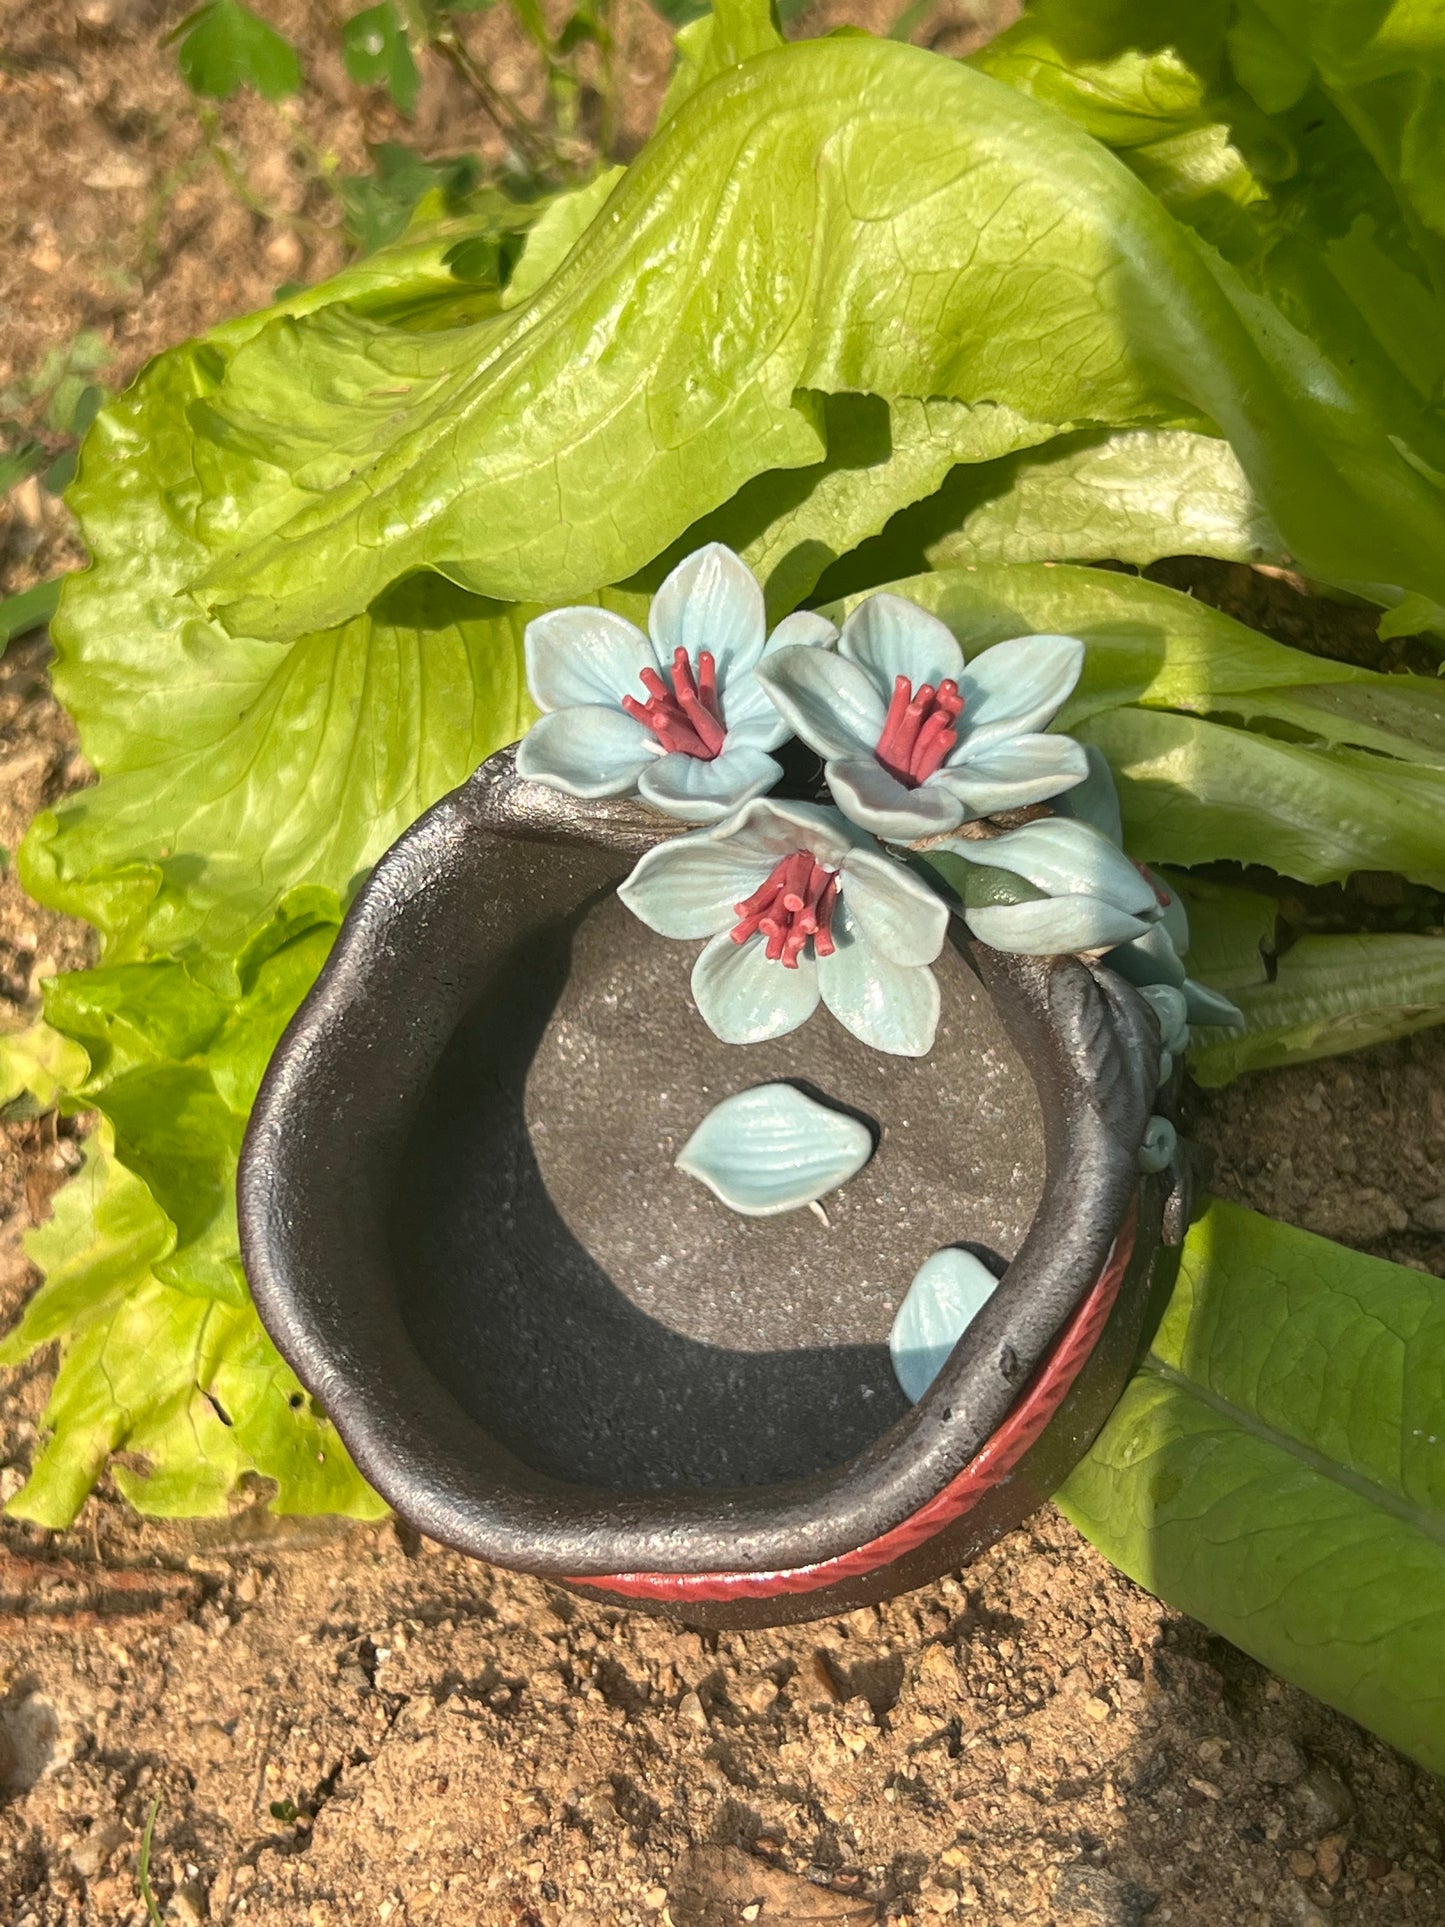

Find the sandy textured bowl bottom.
xmin=389 ymin=894 xmax=1046 ymax=1493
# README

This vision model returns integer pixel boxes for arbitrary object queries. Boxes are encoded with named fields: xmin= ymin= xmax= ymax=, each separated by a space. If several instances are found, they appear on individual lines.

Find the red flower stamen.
xmin=620 ymin=648 xmax=727 ymax=759
xmin=730 ymin=852 xmax=840 ymax=969
xmin=874 ymin=675 xmax=964 ymax=787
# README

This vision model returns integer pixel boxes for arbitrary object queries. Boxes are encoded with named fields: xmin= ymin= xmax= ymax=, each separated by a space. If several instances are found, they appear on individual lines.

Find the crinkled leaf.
xmin=0 ymin=1061 xmax=381 ymax=1527
xmin=1061 ymin=1199 xmax=1445 ymax=1775
xmin=655 ymin=394 xmax=1060 ymax=622
xmin=26 ymin=337 xmax=533 ymax=969
xmin=1167 ymin=870 xmax=1445 ymax=1084
xmin=0 ymin=1021 xmax=90 ymax=1120
xmin=1077 ymin=704 xmax=1445 ymax=889
xmin=186 ymin=36 xmax=1445 ymax=641
xmin=921 ymin=428 xmax=1285 ymax=573
xmin=973 ymin=3 xmax=1445 ymax=626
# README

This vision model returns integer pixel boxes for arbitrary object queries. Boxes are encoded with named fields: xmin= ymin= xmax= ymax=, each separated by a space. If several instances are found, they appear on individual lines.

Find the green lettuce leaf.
xmin=921 ymin=427 xmax=1285 ymax=572
xmin=0 ymin=1125 xmax=384 ymax=1527
xmin=973 ymin=3 xmax=1445 ymax=627
xmin=183 ymin=35 xmax=1445 ymax=640
xmin=1162 ymin=874 xmax=1445 ymax=1084
xmin=24 ymin=339 xmax=532 ymax=970
xmin=1060 ymin=1198 xmax=1445 ymax=1775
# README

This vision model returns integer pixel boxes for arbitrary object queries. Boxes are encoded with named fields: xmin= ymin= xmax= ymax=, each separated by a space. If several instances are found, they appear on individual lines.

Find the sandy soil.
xmin=2 ymin=3 xmax=1444 ymax=1925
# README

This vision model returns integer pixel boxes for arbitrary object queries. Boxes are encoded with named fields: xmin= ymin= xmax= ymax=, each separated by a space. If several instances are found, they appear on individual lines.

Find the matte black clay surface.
xmin=239 ymin=749 xmax=1188 ymax=1625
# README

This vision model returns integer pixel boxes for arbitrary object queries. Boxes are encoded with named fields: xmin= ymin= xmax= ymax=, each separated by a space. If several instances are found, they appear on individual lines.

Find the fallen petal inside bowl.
xmin=675 ymin=1083 xmax=874 ymax=1217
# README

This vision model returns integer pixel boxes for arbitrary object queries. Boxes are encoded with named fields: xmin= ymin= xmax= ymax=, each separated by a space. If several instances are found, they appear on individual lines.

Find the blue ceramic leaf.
xmin=675 ymin=1084 xmax=873 ymax=1217
xmin=890 ymin=1247 xmax=1000 ymax=1402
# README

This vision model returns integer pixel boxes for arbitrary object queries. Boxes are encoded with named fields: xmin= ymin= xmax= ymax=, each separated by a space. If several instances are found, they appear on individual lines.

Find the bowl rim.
xmin=238 ymin=748 xmax=1166 ymax=1583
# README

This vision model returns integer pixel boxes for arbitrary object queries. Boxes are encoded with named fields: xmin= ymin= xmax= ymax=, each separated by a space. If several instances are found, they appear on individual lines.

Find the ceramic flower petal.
xmin=515 ymin=704 xmax=655 ymax=797
xmin=838 ymin=593 xmax=965 ymax=695
xmin=964 ymin=894 xmax=1155 ymax=956
xmin=934 ymin=733 xmax=1090 ymax=815
xmin=956 ymin=634 xmax=1085 ymax=754
xmin=712 ymin=796 xmax=862 ymax=869
xmin=1105 ymin=919 xmax=1188 ymax=989
xmin=524 ymin=606 xmax=658 ymax=712
xmin=1182 ymin=977 xmax=1245 ymax=1029
xmin=1054 ymin=744 xmax=1125 ymax=844
xmin=1138 ymin=983 xmax=1190 ymax=1056
xmin=691 ymin=930 xmax=821 ymax=1044
xmin=889 ymin=1247 xmax=1000 ymax=1403
xmin=675 ymin=1083 xmax=873 ymax=1217
xmin=765 ymin=609 xmax=840 ymax=656
xmin=723 ymin=609 xmax=840 ymax=751
xmin=973 ymin=818 xmax=1162 ymax=922
xmin=1159 ymin=878 xmax=1190 ymax=956
xmin=636 ymin=744 xmax=780 ymax=822
xmin=618 ymin=833 xmax=762 ymax=938
xmin=841 ymin=845 xmax=950 ymax=967
xmin=816 ymin=901 xmax=940 ymax=1057
xmin=753 ymin=647 xmax=887 ymax=762
xmin=826 ymin=754 xmax=966 ymax=843
xmin=649 ymin=543 xmax=767 ymax=683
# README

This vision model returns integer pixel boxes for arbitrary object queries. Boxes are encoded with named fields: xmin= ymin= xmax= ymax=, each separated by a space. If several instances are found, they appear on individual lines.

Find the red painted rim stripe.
xmin=569 ymin=1199 xmax=1137 ymax=1603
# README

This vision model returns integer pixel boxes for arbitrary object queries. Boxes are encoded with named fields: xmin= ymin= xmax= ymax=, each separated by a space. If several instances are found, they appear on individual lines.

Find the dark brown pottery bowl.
xmin=237 ymin=747 xmax=1194 ymax=1628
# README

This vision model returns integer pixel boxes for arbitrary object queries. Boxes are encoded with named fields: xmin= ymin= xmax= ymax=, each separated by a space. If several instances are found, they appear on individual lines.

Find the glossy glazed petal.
xmin=841 ymin=844 xmax=951 ymax=967
xmin=649 ymin=542 xmax=767 ymax=684
xmin=889 ymin=1245 xmax=1001 ymax=1403
xmin=515 ymin=704 xmax=655 ymax=798
xmin=1054 ymin=744 xmax=1125 ymax=845
xmin=618 ymin=833 xmax=763 ymax=938
xmin=724 ymin=609 xmax=838 ymax=751
xmin=636 ymin=745 xmax=780 ymax=822
xmin=816 ymin=900 xmax=941 ymax=1057
xmin=524 ymin=605 xmax=657 ymax=712
xmin=826 ymin=754 xmax=966 ymax=843
xmin=964 ymin=893 xmax=1155 ymax=956
xmin=838 ymin=593 xmax=965 ymax=696
xmin=972 ymin=818 xmax=1161 ymax=921
xmin=691 ymin=929 xmax=821 ymax=1044
xmin=933 ymin=732 xmax=1089 ymax=815
xmin=753 ymin=647 xmax=887 ymax=762
xmin=1182 ymin=976 xmax=1246 ymax=1029
xmin=712 ymin=795 xmax=863 ymax=870
xmin=955 ymin=633 xmax=1085 ymax=753
xmin=1105 ymin=919 xmax=1189 ymax=990
xmin=675 ymin=1083 xmax=873 ymax=1217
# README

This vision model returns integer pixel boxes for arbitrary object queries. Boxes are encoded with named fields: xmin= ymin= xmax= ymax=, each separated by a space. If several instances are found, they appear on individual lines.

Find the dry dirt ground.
xmin=2 ymin=4 xmax=1445 ymax=1925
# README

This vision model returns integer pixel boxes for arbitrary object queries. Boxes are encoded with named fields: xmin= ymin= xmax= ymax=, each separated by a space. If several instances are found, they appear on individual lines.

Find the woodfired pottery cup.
xmin=238 ymin=748 xmax=1195 ymax=1628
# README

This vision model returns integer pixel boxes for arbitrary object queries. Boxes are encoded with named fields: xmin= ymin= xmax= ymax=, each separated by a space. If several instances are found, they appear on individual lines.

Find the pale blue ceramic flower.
xmin=889 ymin=1247 xmax=1000 ymax=1402
xmin=676 ymin=1085 xmax=873 ymax=1216
xmin=618 ymin=797 xmax=949 ymax=1057
xmin=1053 ymin=749 xmax=1245 ymax=1029
xmin=515 ymin=543 xmax=835 ymax=823
xmin=754 ymin=592 xmax=1090 ymax=842
xmin=950 ymin=814 xmax=1171 ymax=957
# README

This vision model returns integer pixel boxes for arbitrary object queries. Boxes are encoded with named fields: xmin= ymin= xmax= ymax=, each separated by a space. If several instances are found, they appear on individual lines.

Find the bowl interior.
xmin=389 ymin=892 xmax=1045 ymax=1493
